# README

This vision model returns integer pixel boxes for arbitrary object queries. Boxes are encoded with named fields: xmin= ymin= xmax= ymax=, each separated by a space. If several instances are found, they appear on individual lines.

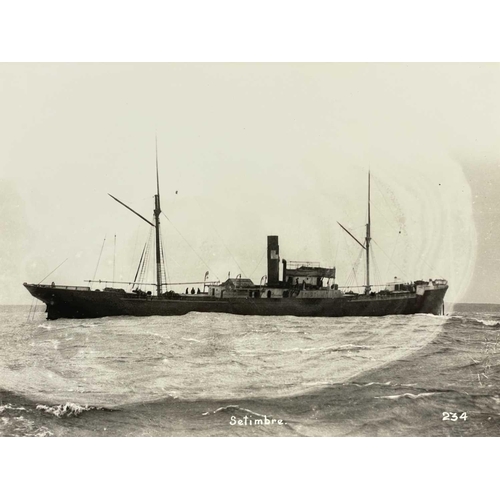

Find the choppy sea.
xmin=1 ymin=303 xmax=499 ymax=437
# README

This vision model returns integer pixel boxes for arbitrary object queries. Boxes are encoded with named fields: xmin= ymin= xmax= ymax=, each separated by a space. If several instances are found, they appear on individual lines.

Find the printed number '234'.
xmin=442 ymin=412 xmax=467 ymax=421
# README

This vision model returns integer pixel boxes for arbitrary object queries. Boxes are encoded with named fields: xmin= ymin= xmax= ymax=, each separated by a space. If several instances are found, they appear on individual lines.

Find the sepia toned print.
xmin=0 ymin=63 xmax=498 ymax=436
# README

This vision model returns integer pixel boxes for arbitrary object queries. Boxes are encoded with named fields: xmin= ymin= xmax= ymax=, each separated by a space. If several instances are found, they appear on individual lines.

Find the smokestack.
xmin=267 ymin=235 xmax=280 ymax=286
xmin=282 ymin=259 xmax=287 ymax=285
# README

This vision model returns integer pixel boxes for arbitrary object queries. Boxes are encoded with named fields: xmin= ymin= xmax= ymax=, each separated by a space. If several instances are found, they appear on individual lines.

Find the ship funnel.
xmin=267 ymin=235 xmax=280 ymax=286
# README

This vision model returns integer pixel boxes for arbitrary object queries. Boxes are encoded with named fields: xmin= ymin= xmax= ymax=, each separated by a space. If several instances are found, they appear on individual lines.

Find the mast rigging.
xmin=108 ymin=136 xmax=166 ymax=296
xmin=365 ymin=170 xmax=371 ymax=293
xmin=154 ymin=135 xmax=163 ymax=296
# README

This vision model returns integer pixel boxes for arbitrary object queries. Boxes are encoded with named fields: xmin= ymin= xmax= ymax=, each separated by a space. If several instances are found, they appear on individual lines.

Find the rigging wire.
xmin=38 ymin=257 xmax=70 ymax=285
xmin=129 ymin=221 xmax=143 ymax=280
xmin=352 ymin=248 xmax=364 ymax=288
xmin=92 ymin=236 xmax=107 ymax=284
xmin=340 ymin=227 xmax=362 ymax=287
xmin=385 ymin=230 xmax=402 ymax=280
xmin=214 ymin=233 xmax=248 ymax=278
xmin=113 ymin=234 xmax=116 ymax=283
xmin=132 ymin=242 xmax=148 ymax=289
xmin=159 ymin=224 xmax=169 ymax=292
xmin=249 ymin=249 xmax=266 ymax=281
xmin=371 ymin=245 xmax=383 ymax=290
xmin=407 ymin=225 xmax=446 ymax=279
xmin=143 ymin=240 xmax=152 ymax=294
xmin=161 ymin=212 xmax=220 ymax=281
xmin=369 ymin=174 xmax=411 ymax=283
xmin=371 ymin=238 xmax=408 ymax=282
xmin=26 ymin=296 xmax=36 ymax=322
xmin=371 ymin=202 xmax=403 ymax=235
xmin=418 ymin=254 xmax=446 ymax=280
xmin=344 ymin=247 xmax=364 ymax=289
xmin=372 ymin=174 xmax=404 ymax=231
xmin=145 ymin=228 xmax=154 ymax=292
xmin=192 ymin=199 xmax=248 ymax=278
xmin=333 ymin=224 xmax=341 ymax=269
xmin=138 ymin=226 xmax=154 ymax=289
xmin=355 ymin=247 xmax=364 ymax=287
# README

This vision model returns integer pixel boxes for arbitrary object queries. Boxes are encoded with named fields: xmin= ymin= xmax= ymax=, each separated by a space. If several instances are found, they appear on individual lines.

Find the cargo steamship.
xmin=24 ymin=160 xmax=448 ymax=320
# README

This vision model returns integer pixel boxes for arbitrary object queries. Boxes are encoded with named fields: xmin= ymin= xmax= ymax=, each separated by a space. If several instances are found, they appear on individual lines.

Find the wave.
xmin=35 ymin=402 xmax=107 ymax=418
xmin=473 ymin=318 xmax=500 ymax=327
xmin=0 ymin=413 xmax=54 ymax=437
xmin=344 ymin=381 xmax=420 ymax=388
xmin=347 ymin=381 xmax=392 ymax=387
xmin=37 ymin=322 xmax=98 ymax=331
xmin=203 ymin=404 xmax=269 ymax=419
xmin=446 ymin=315 xmax=500 ymax=328
xmin=326 ymin=344 xmax=371 ymax=352
xmin=0 ymin=403 xmax=27 ymax=413
xmin=374 ymin=392 xmax=437 ymax=400
xmin=277 ymin=344 xmax=371 ymax=354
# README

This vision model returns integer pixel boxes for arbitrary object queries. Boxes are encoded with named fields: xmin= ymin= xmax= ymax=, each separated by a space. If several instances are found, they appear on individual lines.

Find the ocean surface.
xmin=1 ymin=303 xmax=499 ymax=437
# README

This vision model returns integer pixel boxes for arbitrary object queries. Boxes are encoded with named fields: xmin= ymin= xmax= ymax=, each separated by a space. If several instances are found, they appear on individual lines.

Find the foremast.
xmin=154 ymin=138 xmax=162 ymax=297
xmin=108 ymin=139 xmax=165 ymax=297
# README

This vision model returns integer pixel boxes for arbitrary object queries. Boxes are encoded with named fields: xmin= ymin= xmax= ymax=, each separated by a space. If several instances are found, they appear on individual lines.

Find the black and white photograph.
xmin=0 ymin=2 xmax=498 ymax=495
xmin=1 ymin=61 xmax=498 ymax=439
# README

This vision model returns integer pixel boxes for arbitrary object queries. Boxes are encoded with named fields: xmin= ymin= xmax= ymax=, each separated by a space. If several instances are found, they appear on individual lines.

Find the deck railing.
xmin=35 ymin=284 xmax=91 ymax=291
xmin=287 ymin=261 xmax=321 ymax=269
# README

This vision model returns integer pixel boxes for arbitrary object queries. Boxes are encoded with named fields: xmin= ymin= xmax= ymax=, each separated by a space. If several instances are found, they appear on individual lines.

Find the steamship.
xmin=24 ymin=162 xmax=448 ymax=320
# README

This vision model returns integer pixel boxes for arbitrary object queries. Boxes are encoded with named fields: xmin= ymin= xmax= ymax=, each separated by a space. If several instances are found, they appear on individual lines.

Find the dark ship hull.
xmin=24 ymin=282 xmax=447 ymax=320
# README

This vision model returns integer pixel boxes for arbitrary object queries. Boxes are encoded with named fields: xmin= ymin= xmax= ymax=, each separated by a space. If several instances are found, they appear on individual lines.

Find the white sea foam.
xmin=447 ymin=315 xmax=500 ymax=327
xmin=374 ymin=392 xmax=437 ymax=400
xmin=472 ymin=318 xmax=500 ymax=327
xmin=348 ymin=381 xmax=392 ymax=387
xmin=0 ymin=403 xmax=27 ymax=413
xmin=206 ymin=405 xmax=269 ymax=419
xmin=0 ymin=413 xmax=54 ymax=437
xmin=36 ymin=402 xmax=100 ymax=417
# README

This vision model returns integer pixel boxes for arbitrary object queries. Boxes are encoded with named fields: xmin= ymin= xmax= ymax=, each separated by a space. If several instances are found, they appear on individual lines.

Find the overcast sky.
xmin=1 ymin=63 xmax=498 ymax=304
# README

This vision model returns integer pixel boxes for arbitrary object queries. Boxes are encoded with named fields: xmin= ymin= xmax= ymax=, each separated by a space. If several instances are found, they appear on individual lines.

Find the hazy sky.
xmin=1 ymin=63 xmax=498 ymax=304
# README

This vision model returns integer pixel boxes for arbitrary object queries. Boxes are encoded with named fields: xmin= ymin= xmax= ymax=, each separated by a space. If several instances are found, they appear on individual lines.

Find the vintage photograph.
xmin=1 ymin=62 xmax=499 ymax=438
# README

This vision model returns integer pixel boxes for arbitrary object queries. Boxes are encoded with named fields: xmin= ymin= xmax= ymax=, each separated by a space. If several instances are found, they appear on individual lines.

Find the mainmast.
xmin=154 ymin=137 xmax=162 ymax=297
xmin=335 ymin=170 xmax=372 ymax=293
xmin=365 ymin=171 xmax=371 ymax=293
